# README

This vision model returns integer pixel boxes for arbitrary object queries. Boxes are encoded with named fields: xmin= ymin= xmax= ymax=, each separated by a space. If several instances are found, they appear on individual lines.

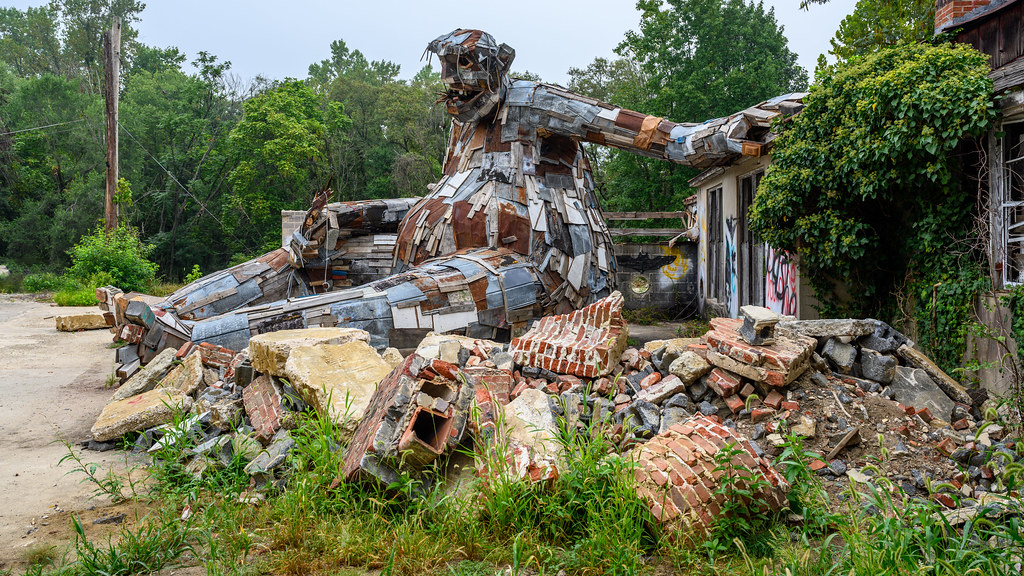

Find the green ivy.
xmin=749 ymin=43 xmax=995 ymax=374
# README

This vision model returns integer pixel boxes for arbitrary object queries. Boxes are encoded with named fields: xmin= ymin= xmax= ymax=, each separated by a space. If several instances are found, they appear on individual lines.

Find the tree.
xmin=830 ymin=0 xmax=935 ymax=60
xmin=224 ymin=79 xmax=349 ymax=254
xmin=569 ymin=0 xmax=807 ymax=213
xmin=748 ymin=43 xmax=994 ymax=368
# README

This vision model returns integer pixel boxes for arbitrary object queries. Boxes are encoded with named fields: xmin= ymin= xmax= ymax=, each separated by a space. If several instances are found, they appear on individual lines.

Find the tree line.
xmin=0 ymin=0 xmax=906 ymax=281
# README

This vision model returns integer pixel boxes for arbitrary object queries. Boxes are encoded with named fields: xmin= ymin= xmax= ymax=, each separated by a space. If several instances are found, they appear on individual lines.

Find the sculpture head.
xmin=426 ymin=29 xmax=515 ymax=123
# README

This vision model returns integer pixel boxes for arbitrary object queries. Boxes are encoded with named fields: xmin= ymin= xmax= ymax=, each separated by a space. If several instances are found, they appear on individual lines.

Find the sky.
xmin=11 ymin=0 xmax=857 ymax=85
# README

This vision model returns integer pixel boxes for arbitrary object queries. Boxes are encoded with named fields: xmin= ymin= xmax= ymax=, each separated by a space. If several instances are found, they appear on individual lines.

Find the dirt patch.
xmin=0 ymin=297 xmax=144 ymax=569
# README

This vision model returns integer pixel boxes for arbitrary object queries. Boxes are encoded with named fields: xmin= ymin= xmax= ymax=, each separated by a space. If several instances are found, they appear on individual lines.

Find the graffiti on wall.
xmin=765 ymin=247 xmax=798 ymax=316
xmin=725 ymin=217 xmax=737 ymax=317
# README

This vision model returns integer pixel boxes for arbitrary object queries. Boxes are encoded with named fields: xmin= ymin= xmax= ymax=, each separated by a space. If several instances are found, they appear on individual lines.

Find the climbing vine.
xmin=749 ymin=42 xmax=996 ymax=374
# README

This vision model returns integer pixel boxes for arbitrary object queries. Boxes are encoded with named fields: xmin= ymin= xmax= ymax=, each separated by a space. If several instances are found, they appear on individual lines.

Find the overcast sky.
xmin=11 ymin=0 xmax=857 ymax=85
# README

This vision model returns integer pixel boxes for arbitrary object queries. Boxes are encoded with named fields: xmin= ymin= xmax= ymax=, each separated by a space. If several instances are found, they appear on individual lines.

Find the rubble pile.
xmin=85 ymin=293 xmax=1021 ymax=532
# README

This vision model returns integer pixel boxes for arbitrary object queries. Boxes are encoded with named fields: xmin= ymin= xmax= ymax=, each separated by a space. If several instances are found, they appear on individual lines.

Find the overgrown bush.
xmin=749 ymin=42 xmax=995 ymax=372
xmin=67 ymin=226 xmax=158 ymax=293
xmin=21 ymin=272 xmax=70 ymax=292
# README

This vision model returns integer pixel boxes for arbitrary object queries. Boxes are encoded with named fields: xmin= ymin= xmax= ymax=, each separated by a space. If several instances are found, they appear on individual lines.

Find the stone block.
xmin=896 ymin=344 xmax=972 ymax=406
xmin=631 ymin=416 xmax=788 ymax=535
xmin=249 ymin=327 xmax=371 ymax=377
xmin=889 ymin=366 xmax=956 ymax=421
xmin=669 ymin=351 xmax=712 ymax=385
xmin=55 ymin=312 xmax=108 ymax=332
xmin=91 ymin=388 xmax=193 ymax=442
xmin=112 ymin=347 xmax=178 ymax=401
xmin=510 ymin=291 xmax=628 ymax=378
xmin=822 ymin=338 xmax=857 ymax=374
xmin=284 ymin=340 xmax=393 ymax=438
xmin=860 ymin=348 xmax=896 ymax=384
xmin=777 ymin=318 xmax=878 ymax=338
xmin=739 ymin=305 xmax=780 ymax=345
xmin=158 ymin=352 xmax=205 ymax=396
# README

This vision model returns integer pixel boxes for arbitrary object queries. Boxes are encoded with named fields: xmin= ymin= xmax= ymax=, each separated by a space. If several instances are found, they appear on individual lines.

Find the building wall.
xmin=613 ymin=242 xmax=698 ymax=314
xmin=694 ymin=156 xmax=818 ymax=319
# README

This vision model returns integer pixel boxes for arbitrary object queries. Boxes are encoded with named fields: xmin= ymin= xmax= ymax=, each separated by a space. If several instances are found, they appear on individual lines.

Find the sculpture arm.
xmin=506 ymin=81 xmax=805 ymax=168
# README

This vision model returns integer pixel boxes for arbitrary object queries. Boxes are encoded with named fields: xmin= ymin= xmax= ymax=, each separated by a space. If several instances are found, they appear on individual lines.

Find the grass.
xmin=52 ymin=287 xmax=97 ymax=306
xmin=22 ymin=405 xmax=1024 ymax=576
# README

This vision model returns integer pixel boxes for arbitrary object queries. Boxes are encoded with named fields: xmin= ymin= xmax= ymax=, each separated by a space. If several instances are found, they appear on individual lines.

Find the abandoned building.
xmin=687 ymin=94 xmax=819 ymax=321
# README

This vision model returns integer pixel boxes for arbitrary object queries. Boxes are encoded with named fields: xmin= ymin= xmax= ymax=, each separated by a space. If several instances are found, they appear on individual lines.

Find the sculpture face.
xmin=426 ymin=29 xmax=515 ymax=123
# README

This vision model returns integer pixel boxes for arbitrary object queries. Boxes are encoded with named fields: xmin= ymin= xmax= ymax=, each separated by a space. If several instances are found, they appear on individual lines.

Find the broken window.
xmin=708 ymin=186 xmax=724 ymax=302
xmin=1003 ymin=120 xmax=1024 ymax=285
xmin=738 ymin=171 xmax=764 ymax=307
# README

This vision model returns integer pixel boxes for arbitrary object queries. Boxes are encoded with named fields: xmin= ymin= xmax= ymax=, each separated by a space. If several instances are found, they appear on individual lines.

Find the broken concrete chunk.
xmin=381 ymin=347 xmax=404 ymax=368
xmin=244 ymin=429 xmax=295 ymax=476
xmin=777 ymin=318 xmax=878 ymax=339
xmin=739 ymin=305 xmax=780 ymax=345
xmin=55 ymin=312 xmax=109 ymax=332
xmin=790 ymin=414 xmax=817 ymax=437
xmin=668 ymin=351 xmax=712 ymax=385
xmin=91 ymin=388 xmax=193 ymax=442
xmin=249 ymin=327 xmax=371 ymax=377
xmin=632 ymin=416 xmax=788 ymax=534
xmin=510 ymin=291 xmax=628 ymax=378
xmin=822 ymin=338 xmax=857 ymax=374
xmin=158 ymin=352 xmax=205 ymax=396
xmin=284 ymin=340 xmax=393 ymax=438
xmin=499 ymin=388 xmax=562 ymax=479
xmin=890 ymin=366 xmax=956 ymax=421
xmin=859 ymin=348 xmax=895 ymax=384
xmin=112 ymin=347 xmax=179 ymax=401
xmin=896 ymin=344 xmax=972 ymax=406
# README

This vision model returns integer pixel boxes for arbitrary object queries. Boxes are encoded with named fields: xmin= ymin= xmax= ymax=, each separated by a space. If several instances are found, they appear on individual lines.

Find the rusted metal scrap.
xmin=100 ymin=29 xmax=805 ymax=370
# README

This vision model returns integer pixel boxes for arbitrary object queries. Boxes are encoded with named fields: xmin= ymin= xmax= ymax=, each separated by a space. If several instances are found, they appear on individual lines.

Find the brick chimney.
xmin=935 ymin=0 xmax=992 ymax=33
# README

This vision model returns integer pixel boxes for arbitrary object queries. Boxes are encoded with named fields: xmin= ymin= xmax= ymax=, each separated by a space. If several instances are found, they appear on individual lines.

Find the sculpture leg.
xmin=188 ymin=247 xmax=543 ymax=351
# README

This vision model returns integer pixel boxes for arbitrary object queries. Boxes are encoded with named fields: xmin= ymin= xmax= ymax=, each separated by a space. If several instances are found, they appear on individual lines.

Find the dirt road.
xmin=0 ymin=296 xmax=135 ymax=566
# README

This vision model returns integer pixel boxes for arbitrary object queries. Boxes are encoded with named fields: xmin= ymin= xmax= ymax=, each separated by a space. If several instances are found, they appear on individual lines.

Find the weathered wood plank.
xmin=608 ymin=228 xmax=688 ymax=237
xmin=603 ymin=211 xmax=688 ymax=220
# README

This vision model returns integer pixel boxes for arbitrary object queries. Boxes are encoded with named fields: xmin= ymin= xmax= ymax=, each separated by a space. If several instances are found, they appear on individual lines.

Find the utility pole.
xmin=103 ymin=18 xmax=121 ymax=235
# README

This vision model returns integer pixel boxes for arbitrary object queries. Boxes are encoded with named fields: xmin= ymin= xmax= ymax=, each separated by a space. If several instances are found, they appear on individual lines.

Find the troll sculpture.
xmin=105 ymin=29 xmax=804 ymax=359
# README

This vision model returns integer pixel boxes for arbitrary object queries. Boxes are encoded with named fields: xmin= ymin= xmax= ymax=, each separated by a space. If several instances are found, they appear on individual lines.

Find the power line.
xmin=0 ymin=118 xmax=90 ymax=137
xmin=117 ymin=120 xmax=227 ymax=229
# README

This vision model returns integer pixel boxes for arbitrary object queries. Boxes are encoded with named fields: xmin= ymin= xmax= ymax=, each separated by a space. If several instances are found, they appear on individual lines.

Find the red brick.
xmin=243 ymin=375 xmax=283 ymax=442
xmin=937 ymin=437 xmax=956 ymax=457
xmin=916 ymin=407 xmax=933 ymax=423
xmin=724 ymin=394 xmax=744 ymax=414
xmin=640 ymin=372 xmax=662 ymax=390
xmin=764 ymin=390 xmax=784 ymax=410
xmin=952 ymin=418 xmax=970 ymax=431
xmin=706 ymin=368 xmax=741 ymax=398
xmin=809 ymin=459 xmax=827 ymax=471
xmin=750 ymin=408 xmax=774 ymax=423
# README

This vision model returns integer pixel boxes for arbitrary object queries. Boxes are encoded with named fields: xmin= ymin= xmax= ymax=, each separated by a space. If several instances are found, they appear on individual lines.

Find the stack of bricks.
xmin=703 ymin=318 xmax=816 ymax=388
xmin=510 ymin=291 xmax=628 ymax=378
xmin=632 ymin=415 xmax=788 ymax=535
xmin=243 ymin=375 xmax=285 ymax=442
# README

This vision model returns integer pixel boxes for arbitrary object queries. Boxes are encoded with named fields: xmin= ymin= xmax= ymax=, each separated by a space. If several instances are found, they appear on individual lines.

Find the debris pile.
xmin=85 ymin=294 xmax=1020 ymax=530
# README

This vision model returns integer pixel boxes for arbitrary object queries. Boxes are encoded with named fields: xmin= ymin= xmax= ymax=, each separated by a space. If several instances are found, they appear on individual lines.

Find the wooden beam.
xmin=603 ymin=211 xmax=688 ymax=220
xmin=103 ymin=19 xmax=121 ymax=235
xmin=608 ymin=228 xmax=688 ymax=237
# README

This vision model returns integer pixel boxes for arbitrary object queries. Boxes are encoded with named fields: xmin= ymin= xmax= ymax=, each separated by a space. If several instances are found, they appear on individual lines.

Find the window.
xmin=738 ymin=171 xmax=765 ymax=307
xmin=708 ymin=186 xmax=724 ymax=302
xmin=1002 ymin=121 xmax=1024 ymax=285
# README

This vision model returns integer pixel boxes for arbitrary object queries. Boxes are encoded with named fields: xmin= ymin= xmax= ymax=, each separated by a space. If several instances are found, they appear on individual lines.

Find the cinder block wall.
xmin=613 ymin=242 xmax=698 ymax=317
xmin=281 ymin=210 xmax=305 ymax=248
